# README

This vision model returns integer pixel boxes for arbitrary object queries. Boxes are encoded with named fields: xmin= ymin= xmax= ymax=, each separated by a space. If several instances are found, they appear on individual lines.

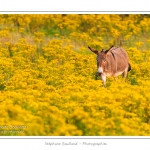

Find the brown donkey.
xmin=88 ymin=46 xmax=131 ymax=87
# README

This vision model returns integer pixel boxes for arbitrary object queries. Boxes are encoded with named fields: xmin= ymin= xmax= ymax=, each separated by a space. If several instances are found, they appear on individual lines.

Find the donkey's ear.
xmin=88 ymin=46 xmax=99 ymax=55
xmin=105 ymin=45 xmax=114 ymax=55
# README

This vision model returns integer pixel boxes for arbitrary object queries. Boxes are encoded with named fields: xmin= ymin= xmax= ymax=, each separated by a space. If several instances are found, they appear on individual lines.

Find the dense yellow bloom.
xmin=0 ymin=14 xmax=150 ymax=136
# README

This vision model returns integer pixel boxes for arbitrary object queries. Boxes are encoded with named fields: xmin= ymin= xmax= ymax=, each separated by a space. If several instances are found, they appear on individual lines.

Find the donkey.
xmin=88 ymin=46 xmax=131 ymax=87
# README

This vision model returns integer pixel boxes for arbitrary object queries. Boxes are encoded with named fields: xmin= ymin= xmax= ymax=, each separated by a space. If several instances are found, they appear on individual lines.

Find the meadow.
xmin=0 ymin=14 xmax=150 ymax=135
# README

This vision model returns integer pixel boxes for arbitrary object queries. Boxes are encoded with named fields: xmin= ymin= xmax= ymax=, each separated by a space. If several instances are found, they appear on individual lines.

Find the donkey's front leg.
xmin=101 ymin=74 xmax=106 ymax=87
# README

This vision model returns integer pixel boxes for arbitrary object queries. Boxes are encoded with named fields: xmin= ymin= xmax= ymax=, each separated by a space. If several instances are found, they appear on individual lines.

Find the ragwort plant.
xmin=0 ymin=14 xmax=150 ymax=135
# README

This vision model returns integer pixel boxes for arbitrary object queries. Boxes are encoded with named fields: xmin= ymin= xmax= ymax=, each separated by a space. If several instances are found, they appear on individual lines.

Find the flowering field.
xmin=0 ymin=14 xmax=150 ymax=135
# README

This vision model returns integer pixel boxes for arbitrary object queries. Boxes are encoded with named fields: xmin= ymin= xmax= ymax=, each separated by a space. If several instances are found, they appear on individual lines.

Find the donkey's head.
xmin=88 ymin=46 xmax=114 ymax=74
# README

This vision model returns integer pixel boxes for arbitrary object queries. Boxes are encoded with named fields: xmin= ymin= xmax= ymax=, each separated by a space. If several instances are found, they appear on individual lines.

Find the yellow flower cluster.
xmin=0 ymin=14 xmax=150 ymax=135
